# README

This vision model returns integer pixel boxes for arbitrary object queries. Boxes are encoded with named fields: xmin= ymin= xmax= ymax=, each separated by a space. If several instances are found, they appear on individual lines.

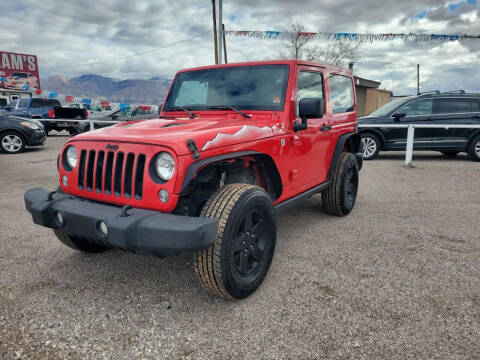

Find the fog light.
xmin=98 ymin=221 xmax=108 ymax=236
xmin=62 ymin=175 xmax=68 ymax=186
xmin=158 ymin=189 xmax=169 ymax=203
xmin=56 ymin=211 xmax=64 ymax=226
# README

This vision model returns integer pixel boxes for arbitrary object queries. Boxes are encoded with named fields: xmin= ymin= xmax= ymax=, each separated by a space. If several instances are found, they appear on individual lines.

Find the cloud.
xmin=0 ymin=0 xmax=478 ymax=95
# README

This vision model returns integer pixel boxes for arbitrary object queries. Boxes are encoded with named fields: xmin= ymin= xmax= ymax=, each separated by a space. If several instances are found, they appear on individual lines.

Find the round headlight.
xmin=66 ymin=146 xmax=77 ymax=169
xmin=155 ymin=152 xmax=175 ymax=181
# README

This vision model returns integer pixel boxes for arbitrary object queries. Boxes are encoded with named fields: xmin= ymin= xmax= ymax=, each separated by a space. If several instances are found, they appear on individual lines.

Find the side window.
xmin=434 ymin=98 xmax=473 ymax=114
xmin=296 ymin=71 xmax=323 ymax=117
xmin=398 ymin=99 xmax=433 ymax=116
xmin=18 ymin=99 xmax=29 ymax=108
xmin=329 ymin=75 xmax=354 ymax=113
xmin=472 ymin=99 xmax=480 ymax=112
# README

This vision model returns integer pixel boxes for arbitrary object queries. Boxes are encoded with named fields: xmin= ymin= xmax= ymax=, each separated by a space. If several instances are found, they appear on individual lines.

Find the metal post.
xmin=211 ymin=0 xmax=218 ymax=64
xmin=89 ymin=120 xmax=94 ymax=131
xmin=222 ymin=23 xmax=228 ymax=63
xmin=405 ymin=124 xmax=414 ymax=166
xmin=218 ymin=0 xmax=223 ymax=64
xmin=417 ymin=64 xmax=420 ymax=95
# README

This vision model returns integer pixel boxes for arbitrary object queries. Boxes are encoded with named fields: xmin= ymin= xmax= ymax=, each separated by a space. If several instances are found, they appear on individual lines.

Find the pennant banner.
xmin=225 ymin=30 xmax=480 ymax=43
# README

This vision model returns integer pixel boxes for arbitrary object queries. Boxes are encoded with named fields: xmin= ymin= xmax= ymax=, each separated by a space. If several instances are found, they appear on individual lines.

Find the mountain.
xmin=41 ymin=74 xmax=171 ymax=105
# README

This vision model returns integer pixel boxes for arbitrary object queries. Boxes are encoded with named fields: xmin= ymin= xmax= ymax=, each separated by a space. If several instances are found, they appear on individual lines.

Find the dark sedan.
xmin=75 ymin=108 xmax=159 ymax=134
xmin=358 ymin=91 xmax=480 ymax=161
xmin=0 ymin=114 xmax=46 ymax=154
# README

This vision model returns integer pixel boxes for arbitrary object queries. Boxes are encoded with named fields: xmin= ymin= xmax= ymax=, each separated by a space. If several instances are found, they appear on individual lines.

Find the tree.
xmin=278 ymin=22 xmax=360 ymax=68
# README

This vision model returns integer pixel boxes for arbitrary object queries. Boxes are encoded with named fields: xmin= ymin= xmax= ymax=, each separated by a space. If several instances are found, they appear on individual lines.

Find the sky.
xmin=1 ymin=0 xmax=479 ymax=95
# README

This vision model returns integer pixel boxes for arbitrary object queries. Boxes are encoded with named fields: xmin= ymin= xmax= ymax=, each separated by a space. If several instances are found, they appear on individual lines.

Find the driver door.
xmin=289 ymin=68 xmax=330 ymax=190
xmin=387 ymin=98 xmax=434 ymax=149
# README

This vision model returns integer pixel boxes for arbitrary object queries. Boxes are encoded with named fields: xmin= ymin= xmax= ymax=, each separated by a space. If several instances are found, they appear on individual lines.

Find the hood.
xmin=71 ymin=115 xmax=277 ymax=155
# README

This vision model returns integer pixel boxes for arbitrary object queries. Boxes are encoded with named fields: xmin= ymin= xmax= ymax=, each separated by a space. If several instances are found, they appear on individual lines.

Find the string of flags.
xmin=225 ymin=30 xmax=480 ymax=43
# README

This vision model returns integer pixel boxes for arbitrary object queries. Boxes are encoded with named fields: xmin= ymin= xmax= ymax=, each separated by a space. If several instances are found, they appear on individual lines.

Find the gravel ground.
xmin=0 ymin=134 xmax=479 ymax=359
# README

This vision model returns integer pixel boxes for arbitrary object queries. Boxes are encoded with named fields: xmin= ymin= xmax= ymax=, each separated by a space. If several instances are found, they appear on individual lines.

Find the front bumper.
xmin=24 ymin=187 xmax=218 ymax=257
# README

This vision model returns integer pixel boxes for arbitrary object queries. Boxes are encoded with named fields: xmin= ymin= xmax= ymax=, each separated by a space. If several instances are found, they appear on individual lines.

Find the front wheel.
xmin=322 ymin=153 xmax=359 ymax=216
xmin=361 ymin=133 xmax=381 ymax=160
xmin=0 ymin=131 xmax=26 ymax=154
xmin=194 ymin=184 xmax=276 ymax=299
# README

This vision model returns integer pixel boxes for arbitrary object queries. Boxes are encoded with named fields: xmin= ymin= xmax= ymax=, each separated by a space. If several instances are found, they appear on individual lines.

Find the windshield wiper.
xmin=206 ymin=105 xmax=251 ymax=118
xmin=164 ymin=106 xmax=196 ymax=118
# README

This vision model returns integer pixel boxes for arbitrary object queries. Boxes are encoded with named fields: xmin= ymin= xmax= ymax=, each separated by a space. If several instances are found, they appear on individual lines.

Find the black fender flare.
xmin=180 ymin=151 xmax=283 ymax=199
xmin=327 ymin=132 xmax=363 ymax=178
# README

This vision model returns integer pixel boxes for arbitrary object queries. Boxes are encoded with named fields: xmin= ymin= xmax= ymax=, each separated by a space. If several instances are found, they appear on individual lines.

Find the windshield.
xmin=368 ymin=97 xmax=411 ymax=116
xmin=164 ymin=65 xmax=290 ymax=111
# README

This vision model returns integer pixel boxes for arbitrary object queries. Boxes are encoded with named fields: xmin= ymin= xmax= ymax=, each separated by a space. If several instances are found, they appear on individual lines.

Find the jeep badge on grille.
xmin=106 ymin=144 xmax=119 ymax=151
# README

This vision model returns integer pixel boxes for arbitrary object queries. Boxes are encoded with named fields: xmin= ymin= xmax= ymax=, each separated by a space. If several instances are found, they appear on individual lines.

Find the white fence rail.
xmin=358 ymin=124 xmax=480 ymax=165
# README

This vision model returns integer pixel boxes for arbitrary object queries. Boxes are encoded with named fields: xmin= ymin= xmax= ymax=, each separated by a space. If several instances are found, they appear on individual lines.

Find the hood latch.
xmin=187 ymin=139 xmax=200 ymax=160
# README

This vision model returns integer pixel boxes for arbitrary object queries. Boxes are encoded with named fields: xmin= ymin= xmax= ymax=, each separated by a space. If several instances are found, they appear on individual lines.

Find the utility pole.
xmin=222 ymin=23 xmax=228 ymax=63
xmin=211 ymin=0 xmax=218 ymax=64
xmin=417 ymin=64 xmax=420 ymax=95
xmin=218 ymin=0 xmax=223 ymax=64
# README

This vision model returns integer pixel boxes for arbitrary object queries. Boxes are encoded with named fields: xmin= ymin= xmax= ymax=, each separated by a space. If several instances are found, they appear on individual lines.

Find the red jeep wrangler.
xmin=25 ymin=60 xmax=362 ymax=299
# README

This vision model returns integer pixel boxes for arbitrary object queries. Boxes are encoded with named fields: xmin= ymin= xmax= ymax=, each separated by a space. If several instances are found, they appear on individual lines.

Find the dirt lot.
xmin=0 ymin=134 xmax=479 ymax=359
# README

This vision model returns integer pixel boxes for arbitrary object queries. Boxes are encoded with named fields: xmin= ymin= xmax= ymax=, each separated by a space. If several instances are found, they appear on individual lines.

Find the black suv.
xmin=358 ymin=91 xmax=480 ymax=161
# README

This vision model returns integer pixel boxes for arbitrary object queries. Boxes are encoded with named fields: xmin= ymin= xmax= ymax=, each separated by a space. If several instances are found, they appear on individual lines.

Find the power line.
xmin=45 ymin=30 xmax=212 ymax=70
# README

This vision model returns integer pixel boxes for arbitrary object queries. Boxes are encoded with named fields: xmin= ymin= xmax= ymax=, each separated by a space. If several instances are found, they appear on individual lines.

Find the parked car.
xmin=24 ymin=60 xmax=363 ymax=299
xmin=70 ymin=103 xmax=111 ymax=118
xmin=358 ymin=91 xmax=480 ymax=162
xmin=75 ymin=108 xmax=158 ymax=133
xmin=0 ymin=114 xmax=45 ymax=153
xmin=0 ymin=90 xmax=32 ymax=109
xmin=0 ymin=98 xmax=86 ymax=135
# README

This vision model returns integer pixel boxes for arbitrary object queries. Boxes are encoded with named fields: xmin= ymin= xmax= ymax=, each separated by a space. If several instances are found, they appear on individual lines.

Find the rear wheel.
xmin=53 ymin=188 xmax=108 ymax=253
xmin=0 ymin=131 xmax=25 ymax=154
xmin=360 ymin=133 xmax=381 ymax=160
xmin=194 ymin=184 xmax=276 ymax=299
xmin=467 ymin=134 xmax=480 ymax=162
xmin=441 ymin=151 xmax=459 ymax=157
xmin=322 ymin=153 xmax=359 ymax=216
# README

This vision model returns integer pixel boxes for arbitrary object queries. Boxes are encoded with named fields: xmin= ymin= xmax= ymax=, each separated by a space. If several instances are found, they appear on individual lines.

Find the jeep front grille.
xmin=78 ymin=150 xmax=146 ymax=199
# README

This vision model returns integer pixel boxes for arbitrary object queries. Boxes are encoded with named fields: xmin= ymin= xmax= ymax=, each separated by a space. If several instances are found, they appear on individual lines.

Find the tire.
xmin=53 ymin=188 xmax=108 ymax=253
xmin=322 ymin=153 xmax=359 ymax=216
xmin=194 ymin=184 xmax=276 ymax=299
xmin=68 ymin=127 xmax=78 ymax=136
xmin=360 ymin=132 xmax=381 ymax=160
xmin=467 ymin=134 xmax=480 ymax=162
xmin=441 ymin=151 xmax=459 ymax=157
xmin=0 ymin=131 xmax=26 ymax=154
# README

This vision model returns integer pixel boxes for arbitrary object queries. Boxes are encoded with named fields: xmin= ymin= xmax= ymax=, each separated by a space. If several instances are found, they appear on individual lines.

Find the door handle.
xmin=320 ymin=125 xmax=332 ymax=131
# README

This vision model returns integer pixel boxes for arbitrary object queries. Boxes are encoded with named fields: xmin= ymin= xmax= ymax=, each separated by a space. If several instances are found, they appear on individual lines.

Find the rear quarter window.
xmin=329 ymin=75 xmax=354 ymax=113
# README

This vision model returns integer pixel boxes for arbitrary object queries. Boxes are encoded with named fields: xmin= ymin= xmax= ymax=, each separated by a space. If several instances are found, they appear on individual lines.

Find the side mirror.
xmin=294 ymin=98 xmax=324 ymax=132
xmin=392 ymin=113 xmax=405 ymax=122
